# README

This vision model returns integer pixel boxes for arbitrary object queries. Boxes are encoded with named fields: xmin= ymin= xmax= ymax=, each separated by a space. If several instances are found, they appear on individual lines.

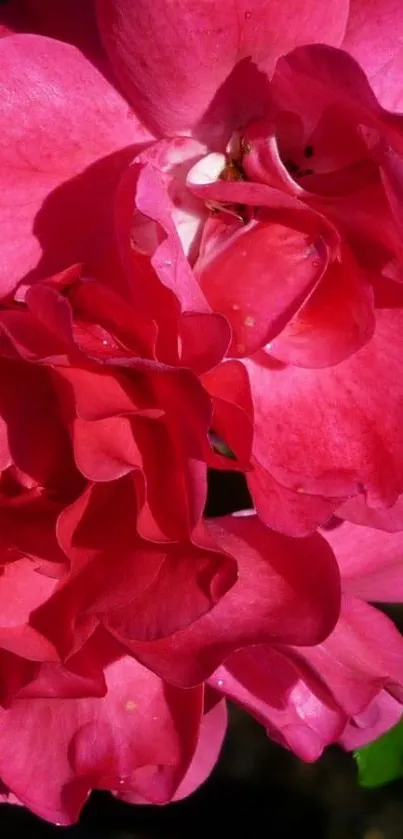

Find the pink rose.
xmin=92 ymin=0 xmax=403 ymax=536
xmin=0 ymin=0 xmax=402 ymax=821
xmin=2 ymin=3 xmax=403 ymax=535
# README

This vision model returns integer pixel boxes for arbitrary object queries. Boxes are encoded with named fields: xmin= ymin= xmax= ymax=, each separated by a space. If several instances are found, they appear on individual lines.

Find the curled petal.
xmin=295 ymin=594 xmax=403 ymax=715
xmin=248 ymin=459 xmax=339 ymax=537
xmin=268 ymin=250 xmax=375 ymax=368
xmin=123 ymin=512 xmax=340 ymax=686
xmin=210 ymin=646 xmax=345 ymax=760
xmin=196 ymin=219 xmax=328 ymax=357
xmin=340 ymin=691 xmax=403 ymax=750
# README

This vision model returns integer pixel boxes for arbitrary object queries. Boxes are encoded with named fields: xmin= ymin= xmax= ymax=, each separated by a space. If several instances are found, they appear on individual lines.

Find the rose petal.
xmin=0 ymin=35 xmax=148 ymax=296
xmin=0 ymin=557 xmax=58 ymax=661
xmin=72 ymin=416 xmax=142 ymax=481
xmin=0 ymin=0 xmax=106 ymax=73
xmin=295 ymin=594 xmax=403 ymax=715
xmin=210 ymin=646 xmax=345 ymax=760
xmin=337 ymin=493 xmax=403 ymax=532
xmin=122 ymin=512 xmax=340 ymax=686
xmin=248 ymin=459 xmax=339 ymax=536
xmin=268 ymin=250 xmax=375 ymax=368
xmin=342 ymin=0 xmax=403 ymax=111
xmin=196 ymin=219 xmax=328 ymax=357
xmin=172 ymin=699 xmax=227 ymax=801
xmin=245 ymin=306 xmax=403 ymax=508
xmin=322 ymin=520 xmax=403 ymax=602
xmin=96 ymin=0 xmax=348 ymax=137
xmin=340 ymin=690 xmax=403 ymax=750
xmin=0 ymin=654 xmax=203 ymax=824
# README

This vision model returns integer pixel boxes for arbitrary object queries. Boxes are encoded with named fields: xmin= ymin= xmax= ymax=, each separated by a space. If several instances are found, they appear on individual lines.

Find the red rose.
xmin=0 ymin=266 xmax=339 ymax=823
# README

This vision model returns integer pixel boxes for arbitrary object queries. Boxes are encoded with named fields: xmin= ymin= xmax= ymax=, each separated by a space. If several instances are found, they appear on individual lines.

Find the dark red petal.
xmin=123 ymin=512 xmax=340 ymax=686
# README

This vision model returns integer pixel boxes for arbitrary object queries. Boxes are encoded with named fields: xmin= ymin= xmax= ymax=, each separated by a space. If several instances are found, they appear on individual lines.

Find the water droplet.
xmin=217 ymin=679 xmax=224 ymax=687
xmin=119 ymin=779 xmax=125 ymax=785
xmin=244 ymin=316 xmax=255 ymax=327
xmin=232 ymin=303 xmax=240 ymax=311
xmin=102 ymin=339 xmax=108 ymax=346
xmin=245 ymin=11 xmax=251 ymax=20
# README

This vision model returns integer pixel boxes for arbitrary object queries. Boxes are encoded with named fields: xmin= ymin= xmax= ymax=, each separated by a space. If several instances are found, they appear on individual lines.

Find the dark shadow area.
xmin=193 ymin=58 xmax=272 ymax=151
xmin=22 ymin=146 xmax=141 ymax=294
xmin=0 ymin=1 xmax=111 ymax=80
xmin=205 ymin=468 xmax=252 ymax=517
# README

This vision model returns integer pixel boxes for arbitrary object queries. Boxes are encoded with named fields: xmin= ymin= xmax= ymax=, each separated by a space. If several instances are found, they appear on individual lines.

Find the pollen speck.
xmin=244 ymin=316 xmax=255 ymax=327
xmin=125 ymin=700 xmax=137 ymax=711
xmin=232 ymin=303 xmax=240 ymax=310
xmin=240 ymin=136 xmax=252 ymax=155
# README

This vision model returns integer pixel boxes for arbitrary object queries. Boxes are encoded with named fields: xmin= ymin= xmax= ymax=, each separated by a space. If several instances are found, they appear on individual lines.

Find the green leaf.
xmin=355 ymin=717 xmax=403 ymax=788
